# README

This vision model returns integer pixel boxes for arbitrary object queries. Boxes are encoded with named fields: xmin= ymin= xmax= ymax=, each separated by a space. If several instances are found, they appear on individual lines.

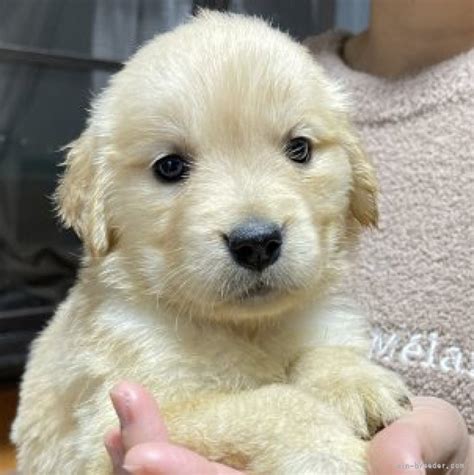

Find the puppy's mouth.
xmin=236 ymin=281 xmax=275 ymax=301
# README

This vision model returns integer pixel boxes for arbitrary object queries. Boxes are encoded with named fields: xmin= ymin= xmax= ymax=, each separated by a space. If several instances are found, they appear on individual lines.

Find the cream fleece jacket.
xmin=306 ymin=32 xmax=473 ymax=432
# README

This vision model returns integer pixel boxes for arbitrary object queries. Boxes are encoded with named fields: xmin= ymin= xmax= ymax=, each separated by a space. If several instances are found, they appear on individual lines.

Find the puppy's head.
xmin=56 ymin=11 xmax=377 ymax=321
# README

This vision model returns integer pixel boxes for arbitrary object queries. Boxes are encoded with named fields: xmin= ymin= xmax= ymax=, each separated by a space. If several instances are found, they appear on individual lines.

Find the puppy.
xmin=12 ymin=11 xmax=410 ymax=475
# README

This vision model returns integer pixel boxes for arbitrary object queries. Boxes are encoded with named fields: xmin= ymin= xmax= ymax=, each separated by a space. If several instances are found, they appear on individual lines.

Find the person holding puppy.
xmin=105 ymin=0 xmax=473 ymax=474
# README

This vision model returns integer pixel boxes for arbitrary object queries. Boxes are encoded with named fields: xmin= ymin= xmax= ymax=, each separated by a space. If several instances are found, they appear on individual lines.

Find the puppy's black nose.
xmin=227 ymin=219 xmax=282 ymax=272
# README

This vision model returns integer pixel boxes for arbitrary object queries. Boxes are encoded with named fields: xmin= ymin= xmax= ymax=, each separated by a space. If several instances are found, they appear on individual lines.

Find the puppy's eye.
xmin=152 ymin=155 xmax=190 ymax=182
xmin=285 ymin=137 xmax=312 ymax=164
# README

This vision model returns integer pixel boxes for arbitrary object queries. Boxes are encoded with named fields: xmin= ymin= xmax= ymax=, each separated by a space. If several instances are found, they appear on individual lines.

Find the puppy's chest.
xmin=100 ymin=302 xmax=297 ymax=395
xmin=155 ymin=325 xmax=291 ymax=393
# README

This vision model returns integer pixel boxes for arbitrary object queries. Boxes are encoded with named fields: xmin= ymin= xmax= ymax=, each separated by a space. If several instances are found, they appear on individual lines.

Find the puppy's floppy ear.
xmin=343 ymin=130 xmax=378 ymax=228
xmin=55 ymin=129 xmax=112 ymax=257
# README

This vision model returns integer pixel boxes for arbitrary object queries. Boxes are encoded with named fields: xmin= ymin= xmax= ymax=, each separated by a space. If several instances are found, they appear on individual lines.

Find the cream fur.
xmin=12 ymin=11 xmax=409 ymax=475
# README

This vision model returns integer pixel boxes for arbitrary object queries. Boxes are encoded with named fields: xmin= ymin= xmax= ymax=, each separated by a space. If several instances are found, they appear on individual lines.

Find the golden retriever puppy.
xmin=12 ymin=11 xmax=410 ymax=475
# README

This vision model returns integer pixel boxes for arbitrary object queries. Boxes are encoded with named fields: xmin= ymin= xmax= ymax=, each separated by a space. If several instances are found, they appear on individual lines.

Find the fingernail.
xmin=110 ymin=386 xmax=133 ymax=426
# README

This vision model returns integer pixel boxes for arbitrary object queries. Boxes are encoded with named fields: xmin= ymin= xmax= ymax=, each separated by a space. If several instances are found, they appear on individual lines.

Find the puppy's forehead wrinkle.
xmin=186 ymin=157 xmax=290 ymax=206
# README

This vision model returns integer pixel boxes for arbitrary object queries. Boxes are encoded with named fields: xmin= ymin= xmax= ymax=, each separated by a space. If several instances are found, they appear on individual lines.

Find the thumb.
xmin=368 ymin=397 xmax=470 ymax=475
xmin=124 ymin=442 xmax=244 ymax=475
xmin=110 ymin=381 xmax=168 ymax=451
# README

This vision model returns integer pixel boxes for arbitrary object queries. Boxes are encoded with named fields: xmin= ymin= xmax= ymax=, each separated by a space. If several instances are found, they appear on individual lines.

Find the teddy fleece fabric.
xmin=306 ymin=32 xmax=473 ymax=432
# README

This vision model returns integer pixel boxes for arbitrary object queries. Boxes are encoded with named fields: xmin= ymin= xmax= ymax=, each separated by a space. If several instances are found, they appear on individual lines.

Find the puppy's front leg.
xmin=289 ymin=346 xmax=411 ymax=439
xmin=163 ymin=384 xmax=367 ymax=475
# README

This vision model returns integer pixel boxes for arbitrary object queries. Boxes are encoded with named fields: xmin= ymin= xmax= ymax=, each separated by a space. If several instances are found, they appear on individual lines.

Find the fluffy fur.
xmin=12 ymin=11 xmax=409 ymax=475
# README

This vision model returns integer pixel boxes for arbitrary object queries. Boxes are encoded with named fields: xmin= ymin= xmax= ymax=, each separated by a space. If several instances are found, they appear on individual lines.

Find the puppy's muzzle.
xmin=225 ymin=219 xmax=282 ymax=272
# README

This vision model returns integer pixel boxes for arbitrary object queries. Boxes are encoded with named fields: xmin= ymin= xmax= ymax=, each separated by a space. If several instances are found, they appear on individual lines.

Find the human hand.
xmin=105 ymin=381 xmax=243 ymax=475
xmin=106 ymin=384 xmax=472 ymax=475
xmin=368 ymin=397 xmax=473 ymax=474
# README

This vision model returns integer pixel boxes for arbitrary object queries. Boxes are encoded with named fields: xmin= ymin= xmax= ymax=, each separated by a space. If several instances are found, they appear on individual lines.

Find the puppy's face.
xmin=57 ymin=12 xmax=377 ymax=321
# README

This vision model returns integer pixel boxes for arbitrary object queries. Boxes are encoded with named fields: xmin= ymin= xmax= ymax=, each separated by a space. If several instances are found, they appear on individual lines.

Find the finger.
xmin=369 ymin=397 xmax=470 ymax=475
xmin=110 ymin=381 xmax=168 ymax=451
xmin=123 ymin=442 xmax=244 ymax=475
xmin=104 ymin=427 xmax=127 ymax=474
xmin=406 ymin=398 xmax=469 ymax=471
xmin=368 ymin=420 xmax=423 ymax=475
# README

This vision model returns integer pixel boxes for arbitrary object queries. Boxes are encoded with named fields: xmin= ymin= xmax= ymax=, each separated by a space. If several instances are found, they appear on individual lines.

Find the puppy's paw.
xmin=291 ymin=347 xmax=412 ymax=439
xmin=325 ymin=363 xmax=412 ymax=439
